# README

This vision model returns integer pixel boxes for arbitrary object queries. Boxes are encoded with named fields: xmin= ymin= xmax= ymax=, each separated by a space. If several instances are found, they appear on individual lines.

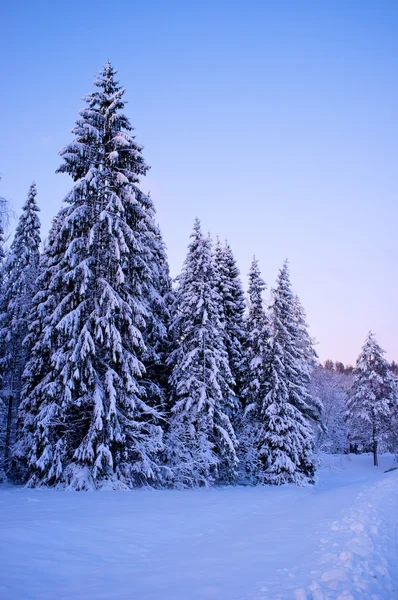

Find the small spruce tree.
xmin=0 ymin=182 xmax=41 ymax=473
xmin=346 ymin=331 xmax=397 ymax=466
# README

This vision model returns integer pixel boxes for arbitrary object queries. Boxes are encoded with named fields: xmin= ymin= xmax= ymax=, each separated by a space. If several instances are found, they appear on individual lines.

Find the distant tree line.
xmin=323 ymin=360 xmax=354 ymax=375
xmin=323 ymin=359 xmax=398 ymax=377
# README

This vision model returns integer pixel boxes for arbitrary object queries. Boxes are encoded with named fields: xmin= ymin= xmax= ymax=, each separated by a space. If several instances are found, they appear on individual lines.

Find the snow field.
xmin=297 ymin=464 xmax=398 ymax=599
xmin=0 ymin=454 xmax=397 ymax=600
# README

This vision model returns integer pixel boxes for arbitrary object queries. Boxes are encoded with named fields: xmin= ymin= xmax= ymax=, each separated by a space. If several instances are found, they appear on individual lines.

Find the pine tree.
xmin=324 ymin=360 xmax=335 ymax=371
xmin=0 ymin=182 xmax=41 ymax=474
xmin=346 ymin=332 xmax=397 ymax=466
xmin=166 ymin=220 xmax=238 ymax=487
xmin=293 ymin=295 xmax=318 ymax=366
xmin=292 ymin=294 xmax=322 ymax=422
xmin=0 ymin=178 xmax=7 ymax=478
xmin=213 ymin=240 xmax=246 ymax=408
xmin=239 ymin=257 xmax=271 ymax=481
xmin=262 ymin=261 xmax=316 ymax=485
xmin=0 ymin=177 xmax=9 ymax=285
xmin=312 ymin=364 xmax=352 ymax=453
xmin=19 ymin=63 xmax=165 ymax=489
xmin=13 ymin=208 xmax=67 ymax=482
xmin=141 ymin=218 xmax=173 ymax=414
xmin=0 ymin=201 xmax=5 ymax=273
xmin=242 ymin=258 xmax=270 ymax=410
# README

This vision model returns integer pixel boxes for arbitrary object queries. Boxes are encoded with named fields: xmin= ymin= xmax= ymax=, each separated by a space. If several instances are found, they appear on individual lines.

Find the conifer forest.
xmin=4 ymin=0 xmax=398 ymax=595
xmin=1 ymin=63 xmax=397 ymax=493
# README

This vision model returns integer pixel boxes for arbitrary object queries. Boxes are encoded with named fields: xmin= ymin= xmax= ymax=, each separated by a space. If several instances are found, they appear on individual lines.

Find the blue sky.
xmin=1 ymin=0 xmax=397 ymax=364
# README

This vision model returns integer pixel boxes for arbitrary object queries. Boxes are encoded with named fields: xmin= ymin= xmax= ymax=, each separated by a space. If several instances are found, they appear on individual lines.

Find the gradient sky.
xmin=1 ymin=0 xmax=397 ymax=365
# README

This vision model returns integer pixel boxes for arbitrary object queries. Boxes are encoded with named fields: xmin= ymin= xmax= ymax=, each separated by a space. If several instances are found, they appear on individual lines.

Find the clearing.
xmin=0 ymin=454 xmax=397 ymax=600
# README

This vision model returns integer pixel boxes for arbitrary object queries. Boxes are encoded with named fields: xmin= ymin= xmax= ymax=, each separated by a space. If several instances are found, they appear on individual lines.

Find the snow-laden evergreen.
xmin=0 ymin=197 xmax=5 ymax=272
xmin=292 ymin=294 xmax=323 ymax=422
xmin=0 ymin=180 xmax=7 ymax=478
xmin=293 ymin=295 xmax=318 ymax=367
xmin=13 ymin=209 xmax=68 ymax=482
xmin=2 ymin=72 xmax=394 ymax=493
xmin=241 ymin=258 xmax=271 ymax=410
xmin=166 ymin=220 xmax=238 ymax=487
xmin=0 ymin=183 xmax=41 ymax=474
xmin=346 ymin=331 xmax=397 ymax=465
xmin=213 ymin=239 xmax=246 ymax=408
xmin=141 ymin=217 xmax=173 ymax=414
xmin=262 ymin=261 xmax=316 ymax=485
xmin=18 ymin=63 xmax=165 ymax=489
xmin=312 ymin=365 xmax=352 ymax=453
xmin=238 ymin=257 xmax=271 ymax=481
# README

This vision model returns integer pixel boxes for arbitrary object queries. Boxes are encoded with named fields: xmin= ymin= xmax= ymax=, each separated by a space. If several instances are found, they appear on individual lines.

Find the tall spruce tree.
xmin=141 ymin=217 xmax=173 ymax=413
xmin=346 ymin=332 xmax=396 ymax=466
xmin=13 ymin=208 xmax=68 ymax=481
xmin=239 ymin=257 xmax=271 ymax=481
xmin=0 ymin=179 xmax=7 ymax=477
xmin=166 ymin=220 xmax=238 ymax=487
xmin=242 ymin=258 xmax=271 ymax=410
xmin=293 ymin=295 xmax=318 ymax=367
xmin=293 ymin=294 xmax=323 ymax=422
xmin=262 ymin=261 xmax=316 ymax=485
xmin=18 ymin=63 xmax=165 ymax=489
xmin=0 ymin=185 xmax=5 ymax=272
xmin=213 ymin=240 xmax=246 ymax=408
xmin=0 ymin=183 xmax=41 ymax=473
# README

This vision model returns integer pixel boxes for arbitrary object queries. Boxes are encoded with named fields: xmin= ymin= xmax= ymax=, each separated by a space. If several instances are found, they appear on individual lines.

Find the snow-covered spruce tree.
xmin=12 ymin=208 xmax=68 ymax=482
xmin=292 ymin=294 xmax=323 ymax=425
xmin=346 ymin=332 xmax=397 ymax=466
xmin=262 ymin=261 xmax=317 ymax=485
xmin=0 ymin=179 xmax=7 ymax=478
xmin=293 ymin=295 xmax=318 ymax=367
xmin=312 ymin=365 xmax=351 ymax=454
xmin=21 ymin=63 xmax=165 ymax=489
xmin=166 ymin=219 xmax=238 ymax=487
xmin=213 ymin=239 xmax=246 ymax=410
xmin=0 ymin=182 xmax=41 ymax=474
xmin=238 ymin=257 xmax=271 ymax=481
xmin=0 ymin=187 xmax=6 ymax=273
xmin=141 ymin=216 xmax=173 ymax=415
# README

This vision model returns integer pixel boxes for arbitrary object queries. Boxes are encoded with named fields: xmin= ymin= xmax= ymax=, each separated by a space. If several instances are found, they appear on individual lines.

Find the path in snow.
xmin=0 ymin=454 xmax=397 ymax=600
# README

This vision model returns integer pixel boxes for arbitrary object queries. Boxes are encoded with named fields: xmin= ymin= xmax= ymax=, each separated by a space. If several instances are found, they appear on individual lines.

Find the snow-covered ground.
xmin=0 ymin=454 xmax=397 ymax=600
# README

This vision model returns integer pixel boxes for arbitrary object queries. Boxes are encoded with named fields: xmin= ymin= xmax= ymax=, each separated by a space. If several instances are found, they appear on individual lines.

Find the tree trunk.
xmin=349 ymin=443 xmax=358 ymax=454
xmin=373 ymin=440 xmax=378 ymax=466
xmin=372 ymin=422 xmax=378 ymax=467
